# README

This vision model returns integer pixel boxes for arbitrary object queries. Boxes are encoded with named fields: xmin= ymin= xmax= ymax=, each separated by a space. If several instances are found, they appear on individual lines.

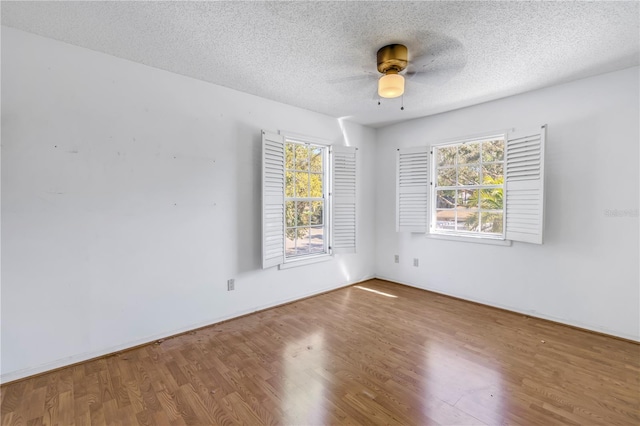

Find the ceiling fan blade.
xmin=404 ymin=58 xmax=466 ymax=85
xmin=407 ymin=30 xmax=465 ymax=64
xmin=400 ymin=30 xmax=467 ymax=85
xmin=327 ymin=75 xmax=370 ymax=84
xmin=405 ymin=70 xmax=452 ymax=86
xmin=404 ymin=51 xmax=466 ymax=85
xmin=327 ymin=70 xmax=377 ymax=84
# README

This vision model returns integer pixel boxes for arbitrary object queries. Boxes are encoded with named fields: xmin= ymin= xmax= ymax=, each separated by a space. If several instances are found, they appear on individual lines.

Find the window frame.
xmin=396 ymin=126 xmax=546 ymax=245
xmin=429 ymin=133 xmax=507 ymax=241
xmin=262 ymin=129 xmax=358 ymax=269
xmin=283 ymin=137 xmax=331 ymax=263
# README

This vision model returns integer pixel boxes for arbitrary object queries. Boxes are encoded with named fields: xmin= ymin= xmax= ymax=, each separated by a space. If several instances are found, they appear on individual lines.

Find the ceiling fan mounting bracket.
xmin=377 ymin=44 xmax=408 ymax=74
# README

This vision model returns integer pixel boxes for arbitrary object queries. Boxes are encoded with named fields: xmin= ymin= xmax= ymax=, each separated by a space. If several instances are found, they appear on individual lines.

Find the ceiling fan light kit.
xmin=378 ymin=72 xmax=405 ymax=98
xmin=377 ymin=44 xmax=408 ymax=99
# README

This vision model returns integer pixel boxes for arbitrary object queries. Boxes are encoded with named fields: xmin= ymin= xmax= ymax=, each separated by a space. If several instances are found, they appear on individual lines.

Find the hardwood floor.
xmin=2 ymin=279 xmax=639 ymax=425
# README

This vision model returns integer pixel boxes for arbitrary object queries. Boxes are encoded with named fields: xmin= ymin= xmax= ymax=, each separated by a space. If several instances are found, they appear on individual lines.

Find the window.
xmin=262 ymin=131 xmax=357 ymax=269
xmin=285 ymin=141 xmax=328 ymax=257
xmin=397 ymin=126 xmax=546 ymax=244
xmin=432 ymin=137 xmax=505 ymax=238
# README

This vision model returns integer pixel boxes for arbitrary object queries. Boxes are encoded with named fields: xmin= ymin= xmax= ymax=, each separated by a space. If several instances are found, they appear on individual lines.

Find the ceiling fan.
xmin=376 ymin=44 xmax=409 ymax=99
xmin=330 ymin=34 xmax=466 ymax=106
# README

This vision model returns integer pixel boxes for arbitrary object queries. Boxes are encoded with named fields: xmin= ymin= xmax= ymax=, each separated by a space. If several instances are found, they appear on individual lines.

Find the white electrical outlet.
xmin=413 ymin=258 xmax=419 ymax=267
xmin=227 ymin=279 xmax=235 ymax=291
xmin=394 ymin=255 xmax=399 ymax=263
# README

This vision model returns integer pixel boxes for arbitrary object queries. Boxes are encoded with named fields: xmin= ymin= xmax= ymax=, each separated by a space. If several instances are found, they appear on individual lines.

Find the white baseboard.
xmin=375 ymin=274 xmax=640 ymax=343
xmin=1 ymin=275 xmax=375 ymax=384
xmin=13 ymin=272 xmax=632 ymax=384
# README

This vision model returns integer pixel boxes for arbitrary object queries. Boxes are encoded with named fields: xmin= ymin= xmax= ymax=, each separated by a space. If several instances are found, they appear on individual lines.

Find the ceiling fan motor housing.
xmin=377 ymin=44 xmax=408 ymax=74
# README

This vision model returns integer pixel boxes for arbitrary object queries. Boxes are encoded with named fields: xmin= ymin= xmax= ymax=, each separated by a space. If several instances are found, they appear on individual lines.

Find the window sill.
xmin=278 ymin=254 xmax=332 ymax=270
xmin=426 ymin=233 xmax=512 ymax=246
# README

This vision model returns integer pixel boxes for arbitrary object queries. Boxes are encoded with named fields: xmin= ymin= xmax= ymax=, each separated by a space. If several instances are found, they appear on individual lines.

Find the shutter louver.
xmin=262 ymin=131 xmax=285 ymax=268
xmin=332 ymin=146 xmax=357 ymax=253
xmin=397 ymin=146 xmax=430 ymax=233
xmin=505 ymin=125 xmax=546 ymax=244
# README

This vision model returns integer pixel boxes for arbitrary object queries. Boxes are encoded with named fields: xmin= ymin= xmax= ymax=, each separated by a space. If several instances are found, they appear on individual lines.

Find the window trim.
xmin=278 ymin=253 xmax=333 ymax=270
xmin=426 ymin=232 xmax=512 ymax=246
xmin=430 ymin=133 xmax=507 ymax=240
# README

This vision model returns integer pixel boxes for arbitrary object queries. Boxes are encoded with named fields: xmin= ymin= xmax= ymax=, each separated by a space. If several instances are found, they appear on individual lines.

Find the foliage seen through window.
xmin=433 ymin=138 xmax=505 ymax=236
xmin=285 ymin=142 xmax=326 ymax=257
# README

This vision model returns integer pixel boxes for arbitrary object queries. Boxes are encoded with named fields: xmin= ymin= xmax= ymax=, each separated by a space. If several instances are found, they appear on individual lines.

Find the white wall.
xmin=375 ymin=67 xmax=640 ymax=341
xmin=2 ymin=25 xmax=638 ymax=384
xmin=0 ymin=27 xmax=376 ymax=382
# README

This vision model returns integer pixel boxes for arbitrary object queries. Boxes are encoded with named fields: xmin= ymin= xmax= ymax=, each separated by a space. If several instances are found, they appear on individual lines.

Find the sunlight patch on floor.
xmin=354 ymin=285 xmax=398 ymax=298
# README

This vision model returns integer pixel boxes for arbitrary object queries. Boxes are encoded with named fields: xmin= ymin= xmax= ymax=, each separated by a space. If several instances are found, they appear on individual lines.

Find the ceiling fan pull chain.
xmin=401 ymin=95 xmax=405 ymax=111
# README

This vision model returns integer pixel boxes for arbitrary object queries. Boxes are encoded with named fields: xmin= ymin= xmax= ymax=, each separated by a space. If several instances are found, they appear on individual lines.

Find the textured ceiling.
xmin=2 ymin=1 xmax=639 ymax=128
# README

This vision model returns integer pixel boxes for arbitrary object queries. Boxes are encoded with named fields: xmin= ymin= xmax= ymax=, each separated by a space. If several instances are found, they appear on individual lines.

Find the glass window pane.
xmin=458 ymin=166 xmax=480 ymax=185
xmin=436 ymin=190 xmax=455 ymax=209
xmin=435 ymin=210 xmax=456 ymax=230
xmin=458 ymin=143 xmax=480 ymax=164
xmin=285 ymin=171 xmax=295 ymax=197
xmin=482 ymin=139 xmax=504 ymax=162
xmin=295 ymin=172 xmax=309 ymax=197
xmin=285 ymin=232 xmax=296 ymax=257
xmin=310 ymin=201 xmax=323 ymax=225
xmin=481 ymin=212 xmax=504 ymax=234
xmin=285 ymin=143 xmax=295 ymax=170
xmin=437 ymin=167 xmax=456 ymax=187
xmin=456 ymin=207 xmax=479 ymax=232
xmin=283 ymin=142 xmax=327 ymax=260
xmin=309 ymin=226 xmax=324 ymax=253
xmin=310 ymin=147 xmax=323 ymax=173
xmin=285 ymin=201 xmax=296 ymax=227
xmin=481 ymin=188 xmax=503 ymax=210
xmin=295 ymin=145 xmax=309 ymax=171
xmin=482 ymin=164 xmax=504 ymax=184
xmin=457 ymin=189 xmax=479 ymax=209
xmin=432 ymin=138 xmax=506 ymax=238
xmin=296 ymin=202 xmax=310 ymax=226
xmin=437 ymin=146 xmax=456 ymax=167
xmin=309 ymin=173 xmax=323 ymax=198
xmin=296 ymin=228 xmax=311 ymax=254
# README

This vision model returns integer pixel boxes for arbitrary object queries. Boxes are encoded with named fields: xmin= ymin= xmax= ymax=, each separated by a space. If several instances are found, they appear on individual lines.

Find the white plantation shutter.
xmin=262 ymin=131 xmax=285 ymax=268
xmin=332 ymin=146 xmax=357 ymax=253
xmin=505 ymin=125 xmax=546 ymax=244
xmin=397 ymin=146 xmax=430 ymax=233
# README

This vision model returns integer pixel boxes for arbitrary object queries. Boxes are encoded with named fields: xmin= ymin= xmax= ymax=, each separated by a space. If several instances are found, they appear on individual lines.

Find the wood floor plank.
xmin=73 ymin=394 xmax=91 ymax=426
xmin=2 ymin=279 xmax=639 ymax=425
xmin=153 ymin=383 xmax=183 ymax=425
xmin=0 ymin=412 xmax=16 ymax=426
xmin=56 ymin=391 xmax=74 ymax=426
